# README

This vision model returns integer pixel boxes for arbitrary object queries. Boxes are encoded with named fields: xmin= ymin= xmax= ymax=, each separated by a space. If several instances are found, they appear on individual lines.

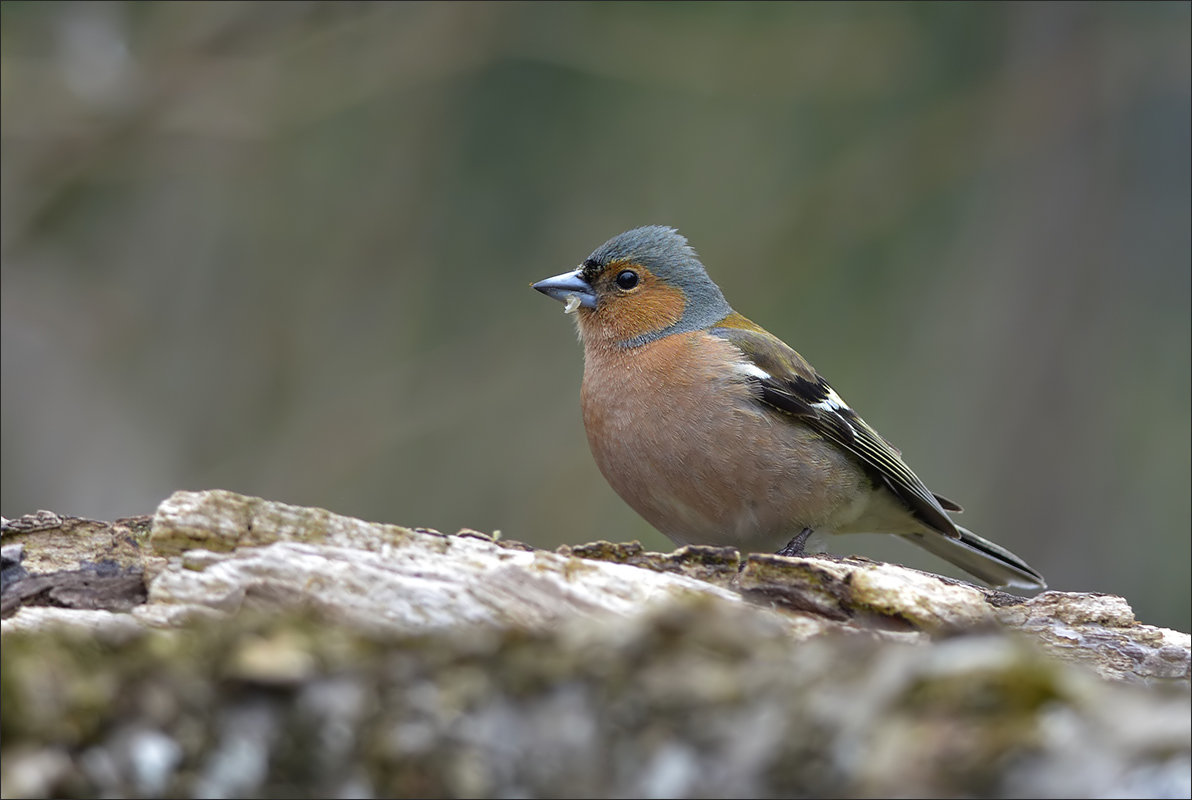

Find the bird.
xmin=531 ymin=225 xmax=1045 ymax=590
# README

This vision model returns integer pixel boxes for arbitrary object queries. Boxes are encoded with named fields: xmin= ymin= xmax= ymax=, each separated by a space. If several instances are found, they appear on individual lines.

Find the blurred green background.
xmin=2 ymin=2 xmax=1188 ymax=630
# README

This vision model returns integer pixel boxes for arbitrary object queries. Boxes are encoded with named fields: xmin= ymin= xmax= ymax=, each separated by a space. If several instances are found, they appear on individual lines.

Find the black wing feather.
xmin=712 ymin=326 xmax=960 ymax=538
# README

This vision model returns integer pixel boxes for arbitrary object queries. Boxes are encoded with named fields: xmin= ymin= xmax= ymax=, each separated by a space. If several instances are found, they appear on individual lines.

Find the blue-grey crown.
xmin=586 ymin=226 xmax=697 ymax=272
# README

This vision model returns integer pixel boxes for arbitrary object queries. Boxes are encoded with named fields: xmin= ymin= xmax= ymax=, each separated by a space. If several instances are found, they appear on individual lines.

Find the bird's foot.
xmin=776 ymin=528 xmax=814 ymax=558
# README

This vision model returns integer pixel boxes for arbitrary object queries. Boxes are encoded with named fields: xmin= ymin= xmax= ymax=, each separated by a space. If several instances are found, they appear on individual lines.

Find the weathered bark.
xmin=2 ymin=490 xmax=1188 ymax=798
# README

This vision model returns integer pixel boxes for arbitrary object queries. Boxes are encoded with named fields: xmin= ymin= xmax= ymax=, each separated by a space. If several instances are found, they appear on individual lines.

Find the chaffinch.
xmin=533 ymin=225 xmax=1045 ymax=590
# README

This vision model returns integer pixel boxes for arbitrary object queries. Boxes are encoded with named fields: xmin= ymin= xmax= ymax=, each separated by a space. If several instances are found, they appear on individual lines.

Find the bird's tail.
xmin=901 ymin=526 xmax=1046 ymax=590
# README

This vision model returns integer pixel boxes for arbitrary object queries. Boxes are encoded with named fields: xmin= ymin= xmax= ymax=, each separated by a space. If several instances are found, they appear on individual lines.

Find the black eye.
xmin=615 ymin=270 xmax=639 ymax=290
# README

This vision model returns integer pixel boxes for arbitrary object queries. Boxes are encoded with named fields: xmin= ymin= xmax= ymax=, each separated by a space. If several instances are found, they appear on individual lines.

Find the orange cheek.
xmin=595 ymin=282 xmax=686 ymax=344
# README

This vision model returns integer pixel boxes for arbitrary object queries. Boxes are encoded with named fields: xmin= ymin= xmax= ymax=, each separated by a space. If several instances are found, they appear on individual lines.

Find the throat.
xmin=577 ymin=296 xmax=685 ymax=350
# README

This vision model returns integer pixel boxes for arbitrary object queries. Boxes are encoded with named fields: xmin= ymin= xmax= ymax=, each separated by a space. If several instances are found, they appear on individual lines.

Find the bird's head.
xmin=532 ymin=225 xmax=733 ymax=348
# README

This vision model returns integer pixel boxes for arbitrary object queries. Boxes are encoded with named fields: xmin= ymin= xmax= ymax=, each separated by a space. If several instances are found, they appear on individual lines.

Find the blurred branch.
xmin=0 ymin=2 xmax=504 ymax=257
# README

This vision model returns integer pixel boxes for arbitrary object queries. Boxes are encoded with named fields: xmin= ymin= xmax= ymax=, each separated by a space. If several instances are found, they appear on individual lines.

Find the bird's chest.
xmin=579 ymin=334 xmax=763 ymax=538
xmin=581 ymin=334 xmax=742 ymax=459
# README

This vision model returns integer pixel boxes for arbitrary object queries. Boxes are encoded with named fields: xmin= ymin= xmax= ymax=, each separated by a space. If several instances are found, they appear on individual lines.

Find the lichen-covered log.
xmin=1 ymin=490 xmax=1189 ymax=798
xmin=3 ymin=600 xmax=1189 ymax=799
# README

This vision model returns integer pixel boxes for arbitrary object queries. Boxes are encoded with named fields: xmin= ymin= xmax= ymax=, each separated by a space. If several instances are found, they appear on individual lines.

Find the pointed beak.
xmin=531 ymin=269 xmax=597 ymax=309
